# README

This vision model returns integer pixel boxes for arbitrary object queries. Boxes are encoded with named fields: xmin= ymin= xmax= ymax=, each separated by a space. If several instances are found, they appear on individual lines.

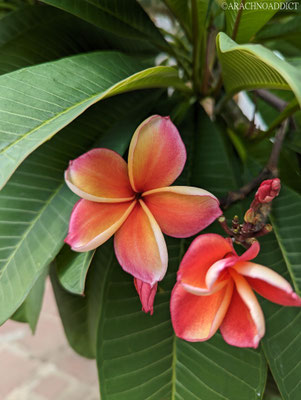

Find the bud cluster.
xmin=219 ymin=179 xmax=280 ymax=248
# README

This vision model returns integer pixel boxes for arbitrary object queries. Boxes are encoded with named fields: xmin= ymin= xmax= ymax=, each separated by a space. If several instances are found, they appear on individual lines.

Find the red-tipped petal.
xmin=220 ymin=271 xmax=265 ymax=348
xmin=65 ymin=148 xmax=135 ymax=202
xmin=234 ymin=261 xmax=301 ymax=307
xmin=171 ymin=281 xmax=233 ymax=342
xmin=128 ymin=115 xmax=186 ymax=192
xmin=65 ymin=199 xmax=136 ymax=252
xmin=178 ymin=234 xmax=235 ymax=295
xmin=134 ymin=278 xmax=158 ymax=315
xmin=238 ymin=240 xmax=260 ymax=261
xmin=114 ymin=200 xmax=168 ymax=286
xmin=142 ymin=186 xmax=222 ymax=238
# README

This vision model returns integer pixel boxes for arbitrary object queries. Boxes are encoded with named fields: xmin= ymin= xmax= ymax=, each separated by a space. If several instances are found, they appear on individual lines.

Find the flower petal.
xmin=142 ymin=186 xmax=222 ymax=238
xmin=134 ymin=278 xmax=158 ymax=315
xmin=220 ymin=270 xmax=265 ymax=348
xmin=114 ymin=200 xmax=168 ymax=285
xmin=128 ymin=115 xmax=186 ymax=192
xmin=65 ymin=148 xmax=135 ymax=202
xmin=178 ymin=234 xmax=235 ymax=295
xmin=65 ymin=199 xmax=136 ymax=252
xmin=205 ymin=256 xmax=237 ymax=291
xmin=234 ymin=261 xmax=301 ymax=306
xmin=238 ymin=240 xmax=260 ymax=262
xmin=171 ymin=281 xmax=233 ymax=342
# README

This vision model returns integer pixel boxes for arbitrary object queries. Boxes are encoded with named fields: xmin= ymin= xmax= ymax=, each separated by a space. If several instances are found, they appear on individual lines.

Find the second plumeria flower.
xmin=64 ymin=115 xmax=222 ymax=290
xmin=171 ymin=233 xmax=301 ymax=348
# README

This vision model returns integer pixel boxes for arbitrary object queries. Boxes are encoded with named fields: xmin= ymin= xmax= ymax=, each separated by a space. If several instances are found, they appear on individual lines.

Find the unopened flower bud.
xmin=255 ymin=178 xmax=281 ymax=204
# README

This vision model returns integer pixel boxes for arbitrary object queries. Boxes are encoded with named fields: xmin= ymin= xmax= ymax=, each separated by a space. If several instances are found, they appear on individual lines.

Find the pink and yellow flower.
xmin=64 ymin=115 xmax=222 ymax=294
xmin=171 ymin=233 xmax=301 ymax=348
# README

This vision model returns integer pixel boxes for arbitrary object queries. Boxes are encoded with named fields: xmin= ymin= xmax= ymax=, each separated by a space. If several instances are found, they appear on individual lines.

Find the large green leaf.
xmin=270 ymin=185 xmax=301 ymax=294
xmin=240 ymin=154 xmax=301 ymax=399
xmin=224 ymin=0 xmax=283 ymax=43
xmin=256 ymin=14 xmax=301 ymax=42
xmin=41 ymin=0 xmax=168 ymax=50
xmin=96 ymin=108 xmax=267 ymax=399
xmin=256 ymin=234 xmax=301 ymax=400
xmin=51 ymin=242 xmax=114 ymax=359
xmin=0 ymin=51 xmax=187 ymax=189
xmin=56 ymin=246 xmax=95 ymax=295
xmin=0 ymin=4 xmax=112 ymax=75
xmin=216 ymin=32 xmax=301 ymax=106
xmin=11 ymin=266 xmax=48 ymax=333
xmin=0 ymin=90 xmax=160 ymax=325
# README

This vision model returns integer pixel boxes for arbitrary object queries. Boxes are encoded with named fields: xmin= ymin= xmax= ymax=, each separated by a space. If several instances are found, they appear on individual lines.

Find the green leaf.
xmin=224 ymin=0 xmax=283 ymax=43
xmin=216 ymin=32 xmax=301 ymax=106
xmin=0 ymin=51 xmax=187 ymax=190
xmin=0 ymin=90 xmax=160 ymax=325
xmin=11 ymin=266 xmax=48 ymax=333
xmin=41 ymin=0 xmax=168 ymax=50
xmin=270 ymin=185 xmax=301 ymax=294
xmin=0 ymin=4 xmax=112 ymax=75
xmin=51 ymin=242 xmax=115 ymax=359
xmin=56 ymin=246 xmax=95 ymax=295
xmin=255 ymin=233 xmax=301 ymax=400
xmin=96 ymin=107 xmax=267 ymax=399
xmin=256 ymin=14 xmax=301 ymax=42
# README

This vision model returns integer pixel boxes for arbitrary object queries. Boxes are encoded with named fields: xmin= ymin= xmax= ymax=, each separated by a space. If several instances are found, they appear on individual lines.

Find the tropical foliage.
xmin=1 ymin=0 xmax=301 ymax=399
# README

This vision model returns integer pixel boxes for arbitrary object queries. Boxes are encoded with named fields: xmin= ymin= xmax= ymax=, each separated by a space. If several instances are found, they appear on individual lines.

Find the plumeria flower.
xmin=171 ymin=233 xmax=301 ymax=348
xmin=64 ymin=116 xmax=222 ymax=307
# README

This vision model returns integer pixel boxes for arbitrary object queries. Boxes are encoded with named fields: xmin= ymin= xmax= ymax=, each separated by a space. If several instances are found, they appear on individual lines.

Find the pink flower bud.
xmin=134 ymin=278 xmax=158 ymax=315
xmin=255 ymin=178 xmax=281 ymax=204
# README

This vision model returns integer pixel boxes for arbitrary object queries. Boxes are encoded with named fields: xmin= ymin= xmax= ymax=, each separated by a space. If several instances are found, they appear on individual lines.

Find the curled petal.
xmin=205 ymin=256 xmax=237 ymax=291
xmin=134 ymin=278 xmax=157 ymax=315
xmin=65 ymin=200 xmax=136 ymax=252
xmin=171 ymin=281 xmax=233 ymax=342
xmin=178 ymin=234 xmax=234 ymax=295
xmin=238 ymin=240 xmax=260 ymax=262
xmin=142 ymin=186 xmax=222 ymax=238
xmin=221 ymin=270 xmax=265 ymax=348
xmin=114 ymin=200 xmax=168 ymax=285
xmin=128 ymin=115 xmax=186 ymax=192
xmin=235 ymin=261 xmax=301 ymax=307
xmin=65 ymin=148 xmax=135 ymax=202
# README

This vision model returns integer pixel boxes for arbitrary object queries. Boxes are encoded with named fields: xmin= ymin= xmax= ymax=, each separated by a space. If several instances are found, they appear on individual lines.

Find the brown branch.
xmin=220 ymin=120 xmax=288 ymax=209
xmin=232 ymin=0 xmax=246 ymax=40
xmin=254 ymin=89 xmax=287 ymax=111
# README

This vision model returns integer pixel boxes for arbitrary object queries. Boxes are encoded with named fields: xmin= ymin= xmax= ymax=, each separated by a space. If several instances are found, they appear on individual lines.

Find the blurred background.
xmin=0 ymin=279 xmax=99 ymax=400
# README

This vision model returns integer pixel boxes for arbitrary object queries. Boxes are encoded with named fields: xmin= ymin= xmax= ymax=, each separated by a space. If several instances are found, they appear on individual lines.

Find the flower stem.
xmin=220 ymin=120 xmax=288 ymax=209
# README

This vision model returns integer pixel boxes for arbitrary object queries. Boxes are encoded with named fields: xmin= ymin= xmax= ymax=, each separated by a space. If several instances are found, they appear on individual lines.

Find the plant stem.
xmin=201 ymin=27 xmax=215 ymax=95
xmin=191 ymin=0 xmax=201 ymax=95
xmin=220 ymin=120 xmax=288 ymax=209
xmin=254 ymin=89 xmax=287 ymax=111
xmin=231 ymin=0 xmax=246 ymax=40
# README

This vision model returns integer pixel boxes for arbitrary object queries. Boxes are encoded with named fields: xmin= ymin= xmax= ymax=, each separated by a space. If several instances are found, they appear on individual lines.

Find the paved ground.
xmin=0 ymin=279 xmax=99 ymax=400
